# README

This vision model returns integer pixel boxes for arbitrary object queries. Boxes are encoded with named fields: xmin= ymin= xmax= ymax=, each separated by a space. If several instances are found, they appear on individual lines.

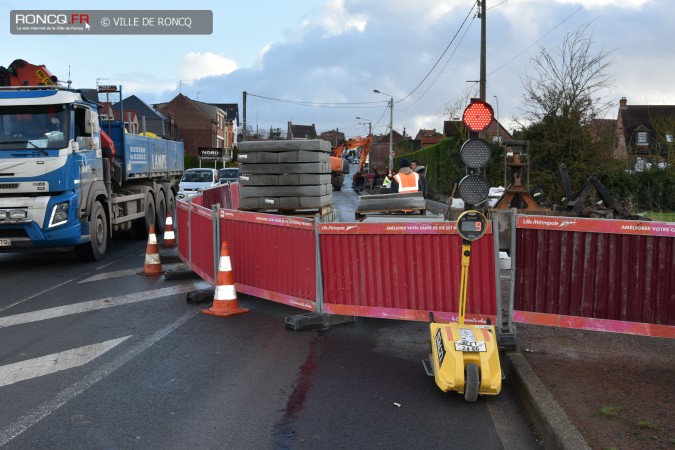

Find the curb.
xmin=505 ymin=352 xmax=590 ymax=450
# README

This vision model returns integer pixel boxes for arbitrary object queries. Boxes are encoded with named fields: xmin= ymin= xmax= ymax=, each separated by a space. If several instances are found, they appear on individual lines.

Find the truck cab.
xmin=0 ymin=88 xmax=106 ymax=258
xmin=0 ymin=85 xmax=184 ymax=260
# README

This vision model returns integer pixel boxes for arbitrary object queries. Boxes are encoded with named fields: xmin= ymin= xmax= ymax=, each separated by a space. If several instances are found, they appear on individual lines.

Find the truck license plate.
xmin=0 ymin=238 xmax=10 ymax=247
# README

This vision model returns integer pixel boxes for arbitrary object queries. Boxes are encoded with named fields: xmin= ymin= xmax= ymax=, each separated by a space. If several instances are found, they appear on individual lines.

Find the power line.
xmin=246 ymin=92 xmax=385 ymax=109
xmin=398 ymin=16 xmax=475 ymax=112
xmin=397 ymin=2 xmax=477 ymax=103
xmin=487 ymin=0 xmax=509 ymax=10
xmin=488 ymin=3 xmax=585 ymax=76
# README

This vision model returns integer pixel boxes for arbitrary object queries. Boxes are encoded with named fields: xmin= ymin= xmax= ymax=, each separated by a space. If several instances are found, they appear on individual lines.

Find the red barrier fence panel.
xmin=202 ymin=184 xmax=238 ymax=209
xmin=319 ymin=221 xmax=497 ymax=323
xmin=514 ymin=215 xmax=675 ymax=335
xmin=186 ymin=202 xmax=216 ymax=285
xmin=176 ymin=200 xmax=190 ymax=263
xmin=218 ymin=210 xmax=317 ymax=311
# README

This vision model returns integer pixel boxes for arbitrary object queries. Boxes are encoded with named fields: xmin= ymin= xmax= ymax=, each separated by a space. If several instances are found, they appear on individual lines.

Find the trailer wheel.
xmin=155 ymin=189 xmax=167 ymax=234
xmin=166 ymin=189 xmax=176 ymax=223
xmin=464 ymin=363 xmax=480 ymax=402
xmin=75 ymin=201 xmax=108 ymax=261
xmin=131 ymin=191 xmax=156 ymax=238
xmin=166 ymin=188 xmax=175 ymax=214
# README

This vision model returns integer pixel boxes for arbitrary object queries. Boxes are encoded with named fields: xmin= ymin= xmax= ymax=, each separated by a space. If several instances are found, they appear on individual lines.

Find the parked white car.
xmin=177 ymin=168 xmax=219 ymax=200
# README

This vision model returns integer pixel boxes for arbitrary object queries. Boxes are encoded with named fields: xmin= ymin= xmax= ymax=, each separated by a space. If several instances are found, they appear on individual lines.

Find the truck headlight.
xmin=9 ymin=210 xmax=27 ymax=220
xmin=49 ymin=201 xmax=69 ymax=228
xmin=0 ymin=210 xmax=28 ymax=221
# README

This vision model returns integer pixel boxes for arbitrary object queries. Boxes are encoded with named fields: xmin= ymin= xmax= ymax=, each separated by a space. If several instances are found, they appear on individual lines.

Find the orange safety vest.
xmin=393 ymin=171 xmax=420 ymax=193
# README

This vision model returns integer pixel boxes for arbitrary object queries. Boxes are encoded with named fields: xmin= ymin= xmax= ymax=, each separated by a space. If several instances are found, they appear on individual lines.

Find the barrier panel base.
xmin=285 ymin=312 xmax=355 ymax=331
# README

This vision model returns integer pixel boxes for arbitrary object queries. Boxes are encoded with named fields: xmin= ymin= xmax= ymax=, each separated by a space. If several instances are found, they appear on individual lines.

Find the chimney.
xmin=619 ymin=97 xmax=628 ymax=109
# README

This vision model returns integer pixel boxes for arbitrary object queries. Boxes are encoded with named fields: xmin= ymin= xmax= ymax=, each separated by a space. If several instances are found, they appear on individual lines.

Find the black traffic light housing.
xmin=458 ymin=99 xmax=494 ymax=210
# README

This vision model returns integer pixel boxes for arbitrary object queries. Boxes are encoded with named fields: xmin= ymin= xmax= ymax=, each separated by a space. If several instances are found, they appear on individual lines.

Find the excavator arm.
xmin=355 ymin=135 xmax=372 ymax=174
xmin=329 ymin=135 xmax=372 ymax=191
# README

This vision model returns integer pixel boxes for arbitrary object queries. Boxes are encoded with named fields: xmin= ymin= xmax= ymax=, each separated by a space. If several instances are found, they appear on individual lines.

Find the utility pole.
xmin=479 ymin=0 xmax=487 ymax=101
xmin=242 ymin=91 xmax=247 ymax=142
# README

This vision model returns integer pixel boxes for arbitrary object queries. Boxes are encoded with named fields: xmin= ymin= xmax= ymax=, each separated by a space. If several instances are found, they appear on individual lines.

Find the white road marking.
xmin=0 ymin=309 xmax=201 ymax=446
xmin=0 ymin=282 xmax=210 ymax=329
xmin=78 ymin=268 xmax=139 ymax=282
xmin=78 ymin=264 xmax=186 ymax=283
xmin=0 ymin=251 xmax=143 ymax=314
xmin=0 ymin=336 xmax=131 ymax=387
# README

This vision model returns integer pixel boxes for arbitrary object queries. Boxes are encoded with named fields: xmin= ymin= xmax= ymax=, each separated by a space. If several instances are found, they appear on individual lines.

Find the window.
xmin=666 ymin=133 xmax=673 ymax=143
xmin=636 ymin=132 xmax=648 ymax=146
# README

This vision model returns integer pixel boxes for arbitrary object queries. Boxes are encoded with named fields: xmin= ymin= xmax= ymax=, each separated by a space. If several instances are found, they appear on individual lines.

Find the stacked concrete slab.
xmin=238 ymin=140 xmax=333 ymax=212
xmin=355 ymin=192 xmax=426 ymax=220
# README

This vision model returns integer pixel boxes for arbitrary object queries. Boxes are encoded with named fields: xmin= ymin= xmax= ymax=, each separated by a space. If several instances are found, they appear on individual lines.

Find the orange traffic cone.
xmin=162 ymin=211 xmax=176 ymax=248
xmin=203 ymin=241 xmax=249 ymax=316
xmin=138 ymin=224 xmax=164 ymax=276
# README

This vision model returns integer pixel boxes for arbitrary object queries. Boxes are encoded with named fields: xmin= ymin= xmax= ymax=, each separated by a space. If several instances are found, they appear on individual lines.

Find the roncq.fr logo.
xmin=14 ymin=13 xmax=90 ymax=26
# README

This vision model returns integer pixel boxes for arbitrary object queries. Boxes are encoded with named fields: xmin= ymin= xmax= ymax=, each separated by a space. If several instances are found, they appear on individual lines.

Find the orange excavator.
xmin=329 ymin=134 xmax=372 ymax=191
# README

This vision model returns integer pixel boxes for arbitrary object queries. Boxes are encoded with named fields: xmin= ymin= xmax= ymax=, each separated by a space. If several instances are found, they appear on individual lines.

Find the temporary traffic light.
xmin=457 ymin=99 xmax=494 ymax=209
xmin=462 ymin=100 xmax=494 ymax=133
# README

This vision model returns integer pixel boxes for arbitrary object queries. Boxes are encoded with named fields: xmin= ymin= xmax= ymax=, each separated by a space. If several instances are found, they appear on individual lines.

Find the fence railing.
xmin=177 ymin=189 xmax=499 ymax=324
xmin=177 ymin=185 xmax=674 ymax=338
xmin=513 ymin=215 xmax=675 ymax=337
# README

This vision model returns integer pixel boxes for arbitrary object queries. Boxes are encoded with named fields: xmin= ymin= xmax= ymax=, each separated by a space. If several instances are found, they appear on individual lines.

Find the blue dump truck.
xmin=0 ymin=85 xmax=184 ymax=260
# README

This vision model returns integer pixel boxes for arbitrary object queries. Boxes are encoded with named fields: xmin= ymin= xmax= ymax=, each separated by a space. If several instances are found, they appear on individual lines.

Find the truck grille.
xmin=0 ymin=229 xmax=28 ymax=238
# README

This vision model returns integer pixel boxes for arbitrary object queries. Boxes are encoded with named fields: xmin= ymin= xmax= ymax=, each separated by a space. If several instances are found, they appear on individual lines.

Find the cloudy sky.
xmin=3 ymin=0 xmax=673 ymax=138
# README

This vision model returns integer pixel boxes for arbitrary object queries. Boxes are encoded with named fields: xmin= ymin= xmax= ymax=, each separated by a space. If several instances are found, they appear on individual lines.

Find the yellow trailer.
xmin=425 ymin=210 xmax=502 ymax=401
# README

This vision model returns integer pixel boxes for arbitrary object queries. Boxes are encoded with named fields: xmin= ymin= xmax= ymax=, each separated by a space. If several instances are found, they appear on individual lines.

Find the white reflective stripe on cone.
xmin=215 ymin=284 xmax=237 ymax=300
xmin=164 ymin=230 xmax=175 ymax=239
xmin=219 ymin=256 xmax=232 ymax=272
xmin=166 ymin=217 xmax=173 ymax=225
xmin=145 ymin=254 xmax=161 ymax=264
xmin=148 ymin=234 xmax=158 ymax=245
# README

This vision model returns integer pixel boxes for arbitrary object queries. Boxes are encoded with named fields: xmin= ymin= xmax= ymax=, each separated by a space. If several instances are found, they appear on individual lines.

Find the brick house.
xmin=287 ymin=122 xmax=317 ymax=140
xmin=413 ymin=128 xmax=444 ymax=149
xmin=370 ymin=130 xmax=409 ymax=172
xmin=155 ymin=94 xmax=237 ymax=158
xmin=443 ymin=118 xmax=512 ymax=143
xmin=319 ymin=129 xmax=346 ymax=147
xmin=111 ymin=95 xmax=174 ymax=138
xmin=615 ymin=97 xmax=674 ymax=171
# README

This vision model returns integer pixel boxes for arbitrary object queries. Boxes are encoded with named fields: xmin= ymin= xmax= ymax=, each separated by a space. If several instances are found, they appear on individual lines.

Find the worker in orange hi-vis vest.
xmin=390 ymin=158 xmax=421 ymax=193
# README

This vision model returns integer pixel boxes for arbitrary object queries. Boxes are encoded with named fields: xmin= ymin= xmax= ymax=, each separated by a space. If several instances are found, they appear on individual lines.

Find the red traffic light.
xmin=462 ymin=100 xmax=494 ymax=132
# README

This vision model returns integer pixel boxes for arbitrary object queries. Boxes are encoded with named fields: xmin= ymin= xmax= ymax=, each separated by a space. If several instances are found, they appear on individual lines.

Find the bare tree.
xmin=520 ymin=23 xmax=615 ymax=124
xmin=439 ymin=84 xmax=480 ymax=121
xmin=438 ymin=84 xmax=479 ymax=139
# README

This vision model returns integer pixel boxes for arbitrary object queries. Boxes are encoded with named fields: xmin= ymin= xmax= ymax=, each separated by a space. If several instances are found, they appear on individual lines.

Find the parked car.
xmin=218 ymin=167 xmax=240 ymax=184
xmin=177 ymin=168 xmax=219 ymax=200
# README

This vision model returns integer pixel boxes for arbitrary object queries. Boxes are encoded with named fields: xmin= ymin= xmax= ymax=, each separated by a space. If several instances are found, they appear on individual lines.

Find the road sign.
xmin=198 ymin=147 xmax=222 ymax=161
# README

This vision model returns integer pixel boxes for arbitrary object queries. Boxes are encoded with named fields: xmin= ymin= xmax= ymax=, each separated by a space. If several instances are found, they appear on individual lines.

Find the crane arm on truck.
xmin=0 ymin=59 xmax=60 ymax=87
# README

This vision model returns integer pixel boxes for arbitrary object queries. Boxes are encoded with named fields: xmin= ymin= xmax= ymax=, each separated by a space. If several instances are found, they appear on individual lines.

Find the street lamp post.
xmin=373 ymin=89 xmax=394 ymax=172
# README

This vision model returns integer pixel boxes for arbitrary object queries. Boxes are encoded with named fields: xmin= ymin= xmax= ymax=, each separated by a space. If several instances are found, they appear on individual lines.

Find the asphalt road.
xmin=0 ymin=180 xmax=541 ymax=449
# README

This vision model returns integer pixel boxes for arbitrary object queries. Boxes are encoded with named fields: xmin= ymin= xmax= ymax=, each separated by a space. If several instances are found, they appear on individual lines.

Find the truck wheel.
xmin=155 ymin=189 xmax=167 ymax=234
xmin=165 ymin=189 xmax=176 ymax=221
xmin=75 ymin=201 xmax=108 ymax=261
xmin=131 ymin=191 xmax=156 ymax=238
xmin=166 ymin=189 xmax=175 ymax=215
xmin=464 ymin=363 xmax=480 ymax=402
